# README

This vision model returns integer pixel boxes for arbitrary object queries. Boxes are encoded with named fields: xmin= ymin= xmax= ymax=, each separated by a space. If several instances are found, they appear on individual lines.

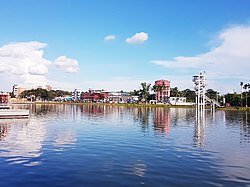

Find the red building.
xmin=81 ymin=89 xmax=109 ymax=102
xmin=154 ymin=80 xmax=171 ymax=102
xmin=0 ymin=92 xmax=10 ymax=104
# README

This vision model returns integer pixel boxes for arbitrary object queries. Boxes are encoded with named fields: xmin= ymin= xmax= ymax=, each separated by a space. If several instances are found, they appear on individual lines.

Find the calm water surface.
xmin=0 ymin=104 xmax=250 ymax=187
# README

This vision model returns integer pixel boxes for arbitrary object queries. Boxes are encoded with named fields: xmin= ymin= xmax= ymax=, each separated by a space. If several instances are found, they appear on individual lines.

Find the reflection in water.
xmin=225 ymin=110 xmax=250 ymax=143
xmin=194 ymin=116 xmax=205 ymax=148
xmin=0 ymin=104 xmax=250 ymax=186
xmin=133 ymin=107 xmax=151 ymax=131
xmin=0 ymin=118 xmax=44 ymax=166
xmin=125 ymin=161 xmax=147 ymax=177
xmin=153 ymin=108 xmax=170 ymax=134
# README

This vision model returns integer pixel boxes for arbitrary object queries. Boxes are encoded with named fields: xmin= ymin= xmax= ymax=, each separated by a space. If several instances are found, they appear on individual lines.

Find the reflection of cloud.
xmin=125 ymin=161 xmax=147 ymax=177
xmin=0 ymin=118 xmax=45 ymax=166
xmin=54 ymin=132 xmax=76 ymax=146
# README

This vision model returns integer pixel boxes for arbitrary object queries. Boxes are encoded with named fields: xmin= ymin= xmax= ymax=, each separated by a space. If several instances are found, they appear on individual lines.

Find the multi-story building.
xmin=81 ymin=89 xmax=109 ymax=102
xmin=72 ymin=89 xmax=81 ymax=101
xmin=12 ymin=84 xmax=27 ymax=98
xmin=13 ymin=85 xmax=19 ymax=97
xmin=0 ymin=92 xmax=10 ymax=103
xmin=154 ymin=80 xmax=171 ymax=103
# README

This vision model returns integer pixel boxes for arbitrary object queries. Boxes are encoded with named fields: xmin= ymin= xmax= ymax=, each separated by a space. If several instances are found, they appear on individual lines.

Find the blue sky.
xmin=0 ymin=0 xmax=250 ymax=93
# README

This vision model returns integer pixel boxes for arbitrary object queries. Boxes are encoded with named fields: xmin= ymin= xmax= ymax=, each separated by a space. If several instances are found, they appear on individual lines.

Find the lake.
xmin=0 ymin=104 xmax=250 ymax=187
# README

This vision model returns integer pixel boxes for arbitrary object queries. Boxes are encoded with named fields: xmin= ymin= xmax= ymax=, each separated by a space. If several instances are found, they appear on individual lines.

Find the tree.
xmin=180 ymin=89 xmax=196 ymax=102
xmin=224 ymin=93 xmax=241 ymax=106
xmin=140 ymin=82 xmax=151 ymax=103
xmin=240 ymin=82 xmax=244 ymax=106
xmin=152 ymin=84 xmax=165 ymax=102
xmin=170 ymin=87 xmax=180 ymax=97
xmin=206 ymin=89 xmax=219 ymax=100
xmin=243 ymin=83 xmax=250 ymax=107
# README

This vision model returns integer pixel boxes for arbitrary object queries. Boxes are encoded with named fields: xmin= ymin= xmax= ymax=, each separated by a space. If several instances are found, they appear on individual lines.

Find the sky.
xmin=0 ymin=0 xmax=250 ymax=94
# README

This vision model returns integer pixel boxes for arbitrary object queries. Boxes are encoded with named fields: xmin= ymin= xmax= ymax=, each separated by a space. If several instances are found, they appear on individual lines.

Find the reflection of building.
xmin=154 ymin=80 xmax=171 ymax=102
xmin=153 ymin=108 xmax=170 ymax=133
xmin=0 ymin=92 xmax=10 ymax=103
xmin=0 ymin=124 xmax=8 ymax=140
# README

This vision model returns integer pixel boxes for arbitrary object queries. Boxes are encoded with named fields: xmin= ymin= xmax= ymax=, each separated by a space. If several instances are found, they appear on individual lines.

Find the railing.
xmin=203 ymin=95 xmax=221 ymax=107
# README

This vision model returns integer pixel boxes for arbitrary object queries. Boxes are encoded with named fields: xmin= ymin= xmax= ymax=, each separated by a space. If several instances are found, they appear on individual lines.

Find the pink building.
xmin=0 ymin=92 xmax=10 ymax=104
xmin=154 ymin=80 xmax=171 ymax=102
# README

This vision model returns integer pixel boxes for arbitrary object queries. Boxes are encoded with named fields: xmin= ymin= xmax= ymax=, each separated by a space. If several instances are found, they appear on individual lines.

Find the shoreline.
xmin=31 ymin=101 xmax=250 ymax=111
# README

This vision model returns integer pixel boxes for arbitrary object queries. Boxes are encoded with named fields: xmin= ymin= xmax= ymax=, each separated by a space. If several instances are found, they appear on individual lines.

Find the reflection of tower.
xmin=153 ymin=108 xmax=170 ymax=134
xmin=194 ymin=118 xmax=205 ymax=147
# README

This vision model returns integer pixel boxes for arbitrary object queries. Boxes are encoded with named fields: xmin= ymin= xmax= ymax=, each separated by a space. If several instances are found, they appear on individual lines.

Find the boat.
xmin=0 ymin=105 xmax=30 ymax=119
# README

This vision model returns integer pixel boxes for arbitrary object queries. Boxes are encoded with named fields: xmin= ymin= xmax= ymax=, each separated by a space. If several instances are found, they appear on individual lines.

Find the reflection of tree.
xmin=132 ymin=107 xmax=151 ymax=131
xmin=153 ymin=108 xmax=170 ymax=133
xmin=225 ymin=111 xmax=250 ymax=143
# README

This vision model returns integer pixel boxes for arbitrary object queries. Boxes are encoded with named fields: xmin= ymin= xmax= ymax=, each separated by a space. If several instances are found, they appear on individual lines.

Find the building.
xmin=12 ymin=85 xmax=27 ymax=98
xmin=0 ymin=92 xmax=10 ymax=103
xmin=13 ymin=85 xmax=18 ymax=97
xmin=81 ymin=89 xmax=109 ymax=102
xmin=109 ymin=91 xmax=139 ymax=103
xmin=154 ymin=80 xmax=171 ymax=103
xmin=46 ymin=85 xmax=52 ymax=91
xmin=72 ymin=89 xmax=81 ymax=101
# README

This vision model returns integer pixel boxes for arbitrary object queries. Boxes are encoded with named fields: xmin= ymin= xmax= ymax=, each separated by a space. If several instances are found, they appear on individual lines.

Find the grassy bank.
xmin=33 ymin=101 xmax=250 ymax=111
xmin=34 ymin=101 xmax=195 ymax=108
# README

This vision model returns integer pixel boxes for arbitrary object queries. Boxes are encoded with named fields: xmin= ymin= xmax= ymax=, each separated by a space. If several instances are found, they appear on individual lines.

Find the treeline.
xmin=19 ymin=88 xmax=71 ymax=101
xmin=130 ymin=82 xmax=219 ymax=103
xmin=131 ymin=82 xmax=250 ymax=107
xmin=16 ymin=82 xmax=250 ymax=107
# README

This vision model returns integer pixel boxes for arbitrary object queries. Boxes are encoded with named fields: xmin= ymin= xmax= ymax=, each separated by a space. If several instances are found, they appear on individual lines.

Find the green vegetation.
xmin=19 ymin=88 xmax=71 ymax=101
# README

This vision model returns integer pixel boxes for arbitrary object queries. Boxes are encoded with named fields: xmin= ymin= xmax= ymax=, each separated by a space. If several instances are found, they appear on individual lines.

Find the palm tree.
xmin=240 ymin=82 xmax=244 ymax=107
xmin=243 ymin=83 xmax=250 ymax=107
xmin=140 ymin=82 xmax=151 ymax=103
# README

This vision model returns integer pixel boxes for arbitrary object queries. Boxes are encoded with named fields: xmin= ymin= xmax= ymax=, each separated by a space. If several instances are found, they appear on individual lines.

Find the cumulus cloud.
xmin=125 ymin=32 xmax=148 ymax=44
xmin=54 ymin=56 xmax=79 ymax=73
xmin=0 ymin=41 xmax=80 ymax=89
xmin=0 ymin=41 xmax=50 ymax=76
xmin=104 ymin=34 xmax=116 ymax=41
xmin=151 ymin=25 xmax=250 ymax=93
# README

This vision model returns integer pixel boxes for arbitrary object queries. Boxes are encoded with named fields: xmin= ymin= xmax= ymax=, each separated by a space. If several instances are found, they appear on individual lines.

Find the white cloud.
xmin=0 ymin=41 xmax=50 ymax=76
xmin=125 ymin=32 xmax=148 ymax=44
xmin=0 ymin=41 xmax=80 ymax=90
xmin=54 ymin=56 xmax=79 ymax=73
xmin=151 ymin=25 xmax=250 ymax=93
xmin=104 ymin=34 xmax=116 ymax=41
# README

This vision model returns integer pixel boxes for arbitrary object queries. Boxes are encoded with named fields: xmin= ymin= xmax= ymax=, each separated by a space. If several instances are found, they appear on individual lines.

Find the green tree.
xmin=152 ymin=84 xmax=165 ymax=102
xmin=170 ymin=87 xmax=180 ymax=97
xmin=224 ymin=93 xmax=241 ymax=106
xmin=180 ymin=89 xmax=196 ymax=102
xmin=206 ymin=89 xmax=219 ymax=100
xmin=140 ymin=82 xmax=151 ymax=103
xmin=240 ymin=82 xmax=244 ymax=106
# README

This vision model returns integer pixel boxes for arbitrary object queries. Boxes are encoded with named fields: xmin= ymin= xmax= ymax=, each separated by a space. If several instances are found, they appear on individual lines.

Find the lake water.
xmin=0 ymin=104 xmax=250 ymax=187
